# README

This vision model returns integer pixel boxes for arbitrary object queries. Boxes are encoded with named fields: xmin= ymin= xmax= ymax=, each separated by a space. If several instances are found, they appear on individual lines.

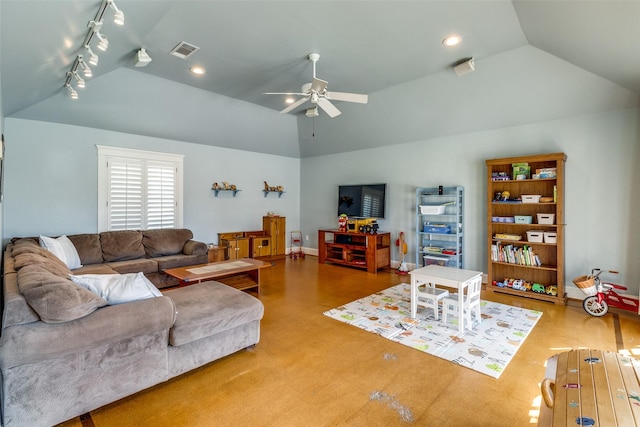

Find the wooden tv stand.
xmin=318 ymin=229 xmax=391 ymax=274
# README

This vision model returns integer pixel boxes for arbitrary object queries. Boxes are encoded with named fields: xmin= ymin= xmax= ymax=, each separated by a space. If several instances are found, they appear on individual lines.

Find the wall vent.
xmin=169 ymin=42 xmax=200 ymax=59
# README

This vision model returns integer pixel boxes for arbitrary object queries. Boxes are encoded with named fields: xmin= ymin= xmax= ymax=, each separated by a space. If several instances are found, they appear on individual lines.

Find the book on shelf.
xmin=491 ymin=241 xmax=542 ymax=266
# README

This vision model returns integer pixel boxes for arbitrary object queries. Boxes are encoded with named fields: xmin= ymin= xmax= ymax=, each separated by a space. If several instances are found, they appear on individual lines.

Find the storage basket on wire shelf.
xmin=423 ymin=222 xmax=451 ymax=234
xmin=572 ymin=275 xmax=597 ymax=296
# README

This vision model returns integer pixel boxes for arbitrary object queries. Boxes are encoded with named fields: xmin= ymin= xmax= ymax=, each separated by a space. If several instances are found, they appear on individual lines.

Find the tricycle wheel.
xmin=583 ymin=296 xmax=608 ymax=317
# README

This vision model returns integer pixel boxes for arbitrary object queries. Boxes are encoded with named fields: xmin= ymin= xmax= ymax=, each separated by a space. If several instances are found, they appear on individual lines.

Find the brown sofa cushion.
xmin=100 ymin=230 xmax=145 ymax=262
xmin=68 ymin=234 xmax=104 ymax=265
xmin=165 ymin=281 xmax=264 ymax=346
xmin=154 ymin=254 xmax=208 ymax=271
xmin=106 ymin=259 xmax=159 ymax=275
xmin=11 ymin=242 xmax=72 ymax=278
xmin=17 ymin=266 xmax=107 ymax=323
xmin=142 ymin=229 xmax=193 ymax=257
xmin=183 ymin=240 xmax=208 ymax=256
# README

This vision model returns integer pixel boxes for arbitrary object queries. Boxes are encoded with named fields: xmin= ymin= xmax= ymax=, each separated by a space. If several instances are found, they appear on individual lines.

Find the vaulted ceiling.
xmin=2 ymin=1 xmax=639 ymax=158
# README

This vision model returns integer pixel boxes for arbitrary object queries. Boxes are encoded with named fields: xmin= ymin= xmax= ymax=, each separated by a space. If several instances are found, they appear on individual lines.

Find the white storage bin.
xmin=536 ymin=213 xmax=555 ymax=224
xmin=420 ymin=205 xmax=446 ymax=215
xmin=526 ymin=231 xmax=543 ymax=243
xmin=521 ymin=195 xmax=541 ymax=203
xmin=514 ymin=215 xmax=532 ymax=224
xmin=543 ymin=232 xmax=557 ymax=244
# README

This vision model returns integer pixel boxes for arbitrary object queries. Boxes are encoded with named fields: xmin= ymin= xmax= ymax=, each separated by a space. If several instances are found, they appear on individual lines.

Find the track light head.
xmin=108 ymin=0 xmax=125 ymax=25
xmin=70 ymin=71 xmax=85 ymax=88
xmin=78 ymin=56 xmax=92 ymax=78
xmin=95 ymin=31 xmax=109 ymax=51
xmin=85 ymin=46 xmax=99 ymax=66
xmin=66 ymin=83 xmax=78 ymax=100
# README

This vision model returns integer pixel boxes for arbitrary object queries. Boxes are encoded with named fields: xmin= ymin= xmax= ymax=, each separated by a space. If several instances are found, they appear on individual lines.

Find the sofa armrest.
xmin=183 ymin=240 xmax=207 ymax=256
xmin=0 ymin=296 xmax=176 ymax=369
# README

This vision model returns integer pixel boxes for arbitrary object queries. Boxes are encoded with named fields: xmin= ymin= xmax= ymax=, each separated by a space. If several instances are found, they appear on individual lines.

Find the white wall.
xmin=301 ymin=108 xmax=640 ymax=296
xmin=3 ymin=119 xmax=300 ymax=245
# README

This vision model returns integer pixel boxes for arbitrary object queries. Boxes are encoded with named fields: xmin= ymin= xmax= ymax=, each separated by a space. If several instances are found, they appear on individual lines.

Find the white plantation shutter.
xmin=98 ymin=146 xmax=183 ymax=231
xmin=147 ymin=162 xmax=176 ymax=229
xmin=108 ymin=158 xmax=143 ymax=230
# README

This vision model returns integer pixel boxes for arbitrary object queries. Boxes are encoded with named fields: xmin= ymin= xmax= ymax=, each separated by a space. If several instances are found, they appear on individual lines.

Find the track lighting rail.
xmin=63 ymin=0 xmax=124 ymax=99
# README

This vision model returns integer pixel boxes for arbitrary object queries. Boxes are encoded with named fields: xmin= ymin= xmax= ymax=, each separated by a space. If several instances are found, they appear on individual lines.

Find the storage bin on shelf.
xmin=419 ymin=205 xmax=446 ymax=215
xmin=492 ymin=216 xmax=515 ymax=223
xmin=543 ymin=232 xmax=557 ymax=244
xmin=423 ymin=254 xmax=451 ymax=267
xmin=423 ymin=223 xmax=451 ymax=234
xmin=526 ymin=231 xmax=543 ymax=243
xmin=521 ymin=195 xmax=541 ymax=203
xmin=514 ymin=215 xmax=532 ymax=224
xmin=537 ymin=213 xmax=555 ymax=224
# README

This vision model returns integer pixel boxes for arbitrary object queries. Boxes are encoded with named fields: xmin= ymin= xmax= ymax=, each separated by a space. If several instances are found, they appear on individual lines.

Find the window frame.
xmin=97 ymin=145 xmax=184 ymax=232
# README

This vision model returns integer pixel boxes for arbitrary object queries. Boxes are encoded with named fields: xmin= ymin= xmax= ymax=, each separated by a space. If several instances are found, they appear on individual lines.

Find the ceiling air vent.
xmin=169 ymin=42 xmax=200 ymax=59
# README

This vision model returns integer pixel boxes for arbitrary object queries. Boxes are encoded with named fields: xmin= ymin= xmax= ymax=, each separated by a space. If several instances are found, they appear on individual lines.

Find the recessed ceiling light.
xmin=442 ymin=35 xmax=462 ymax=47
xmin=285 ymin=98 xmax=295 ymax=104
xmin=190 ymin=66 xmax=206 ymax=76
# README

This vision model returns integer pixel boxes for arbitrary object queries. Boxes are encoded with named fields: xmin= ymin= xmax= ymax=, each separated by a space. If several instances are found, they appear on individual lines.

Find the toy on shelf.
xmin=263 ymin=181 xmax=285 ymax=197
xmin=338 ymin=214 xmax=348 ymax=232
xmin=212 ymin=182 xmax=240 ymax=196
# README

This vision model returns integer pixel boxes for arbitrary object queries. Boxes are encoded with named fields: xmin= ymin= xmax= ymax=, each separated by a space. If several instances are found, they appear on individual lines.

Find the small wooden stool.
xmin=539 ymin=349 xmax=640 ymax=426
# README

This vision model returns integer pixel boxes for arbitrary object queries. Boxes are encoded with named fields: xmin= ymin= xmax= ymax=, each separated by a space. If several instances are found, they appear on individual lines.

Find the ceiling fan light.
xmin=305 ymin=107 xmax=319 ymax=118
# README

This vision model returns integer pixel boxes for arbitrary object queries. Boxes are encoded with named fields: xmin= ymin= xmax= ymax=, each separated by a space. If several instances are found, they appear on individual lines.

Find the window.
xmin=97 ymin=146 xmax=184 ymax=231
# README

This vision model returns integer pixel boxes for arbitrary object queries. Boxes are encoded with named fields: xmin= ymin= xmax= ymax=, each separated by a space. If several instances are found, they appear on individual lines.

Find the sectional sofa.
xmin=0 ymin=229 xmax=265 ymax=427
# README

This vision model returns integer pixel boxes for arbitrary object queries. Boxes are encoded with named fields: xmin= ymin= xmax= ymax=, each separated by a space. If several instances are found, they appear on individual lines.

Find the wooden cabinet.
xmin=263 ymin=216 xmax=286 ymax=259
xmin=218 ymin=232 xmax=249 ymax=260
xmin=318 ymin=230 xmax=391 ymax=274
xmin=250 ymin=236 xmax=272 ymax=258
xmin=207 ymin=245 xmax=226 ymax=263
xmin=485 ymin=153 xmax=567 ymax=304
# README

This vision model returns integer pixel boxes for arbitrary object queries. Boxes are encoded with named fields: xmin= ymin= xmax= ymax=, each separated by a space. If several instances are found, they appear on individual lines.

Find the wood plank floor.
xmin=58 ymin=257 xmax=640 ymax=427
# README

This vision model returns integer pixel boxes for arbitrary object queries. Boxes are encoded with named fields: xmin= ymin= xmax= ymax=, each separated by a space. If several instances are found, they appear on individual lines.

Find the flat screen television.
xmin=337 ymin=184 xmax=386 ymax=219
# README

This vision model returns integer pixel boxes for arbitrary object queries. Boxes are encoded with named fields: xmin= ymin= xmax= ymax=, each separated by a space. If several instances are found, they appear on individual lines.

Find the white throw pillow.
xmin=70 ymin=272 xmax=162 ymax=305
xmin=39 ymin=235 xmax=83 ymax=269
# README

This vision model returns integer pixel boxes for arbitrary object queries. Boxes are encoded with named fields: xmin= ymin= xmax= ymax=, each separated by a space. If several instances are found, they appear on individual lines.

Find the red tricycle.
xmin=573 ymin=268 xmax=639 ymax=317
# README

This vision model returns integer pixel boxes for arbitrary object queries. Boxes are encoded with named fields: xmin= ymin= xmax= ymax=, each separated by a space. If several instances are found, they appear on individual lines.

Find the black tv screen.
xmin=338 ymin=184 xmax=386 ymax=219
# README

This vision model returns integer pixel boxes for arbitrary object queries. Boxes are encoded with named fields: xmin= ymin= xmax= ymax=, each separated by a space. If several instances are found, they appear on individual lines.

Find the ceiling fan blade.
xmin=280 ymin=96 xmax=309 ymax=114
xmin=317 ymin=98 xmax=341 ymax=118
xmin=326 ymin=91 xmax=368 ymax=104
xmin=263 ymin=92 xmax=307 ymax=96
xmin=311 ymin=78 xmax=328 ymax=93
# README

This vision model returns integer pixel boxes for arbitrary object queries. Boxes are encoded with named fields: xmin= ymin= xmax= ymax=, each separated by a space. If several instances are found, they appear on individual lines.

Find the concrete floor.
xmin=58 ymin=257 xmax=640 ymax=427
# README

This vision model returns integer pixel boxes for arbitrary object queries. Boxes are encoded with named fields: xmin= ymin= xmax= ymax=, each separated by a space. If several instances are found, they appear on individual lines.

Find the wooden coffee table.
xmin=164 ymin=258 xmax=271 ymax=295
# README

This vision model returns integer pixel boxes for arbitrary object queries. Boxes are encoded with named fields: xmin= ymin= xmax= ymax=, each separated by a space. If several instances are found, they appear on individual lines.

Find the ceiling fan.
xmin=263 ymin=53 xmax=368 ymax=118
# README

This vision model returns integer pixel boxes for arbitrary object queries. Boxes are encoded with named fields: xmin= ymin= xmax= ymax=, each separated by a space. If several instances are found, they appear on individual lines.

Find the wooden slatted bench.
xmin=539 ymin=349 xmax=640 ymax=426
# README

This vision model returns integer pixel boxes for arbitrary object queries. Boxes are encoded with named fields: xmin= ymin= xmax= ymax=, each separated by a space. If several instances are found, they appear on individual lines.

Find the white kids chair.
xmin=414 ymin=284 xmax=449 ymax=320
xmin=441 ymin=275 xmax=482 ymax=330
